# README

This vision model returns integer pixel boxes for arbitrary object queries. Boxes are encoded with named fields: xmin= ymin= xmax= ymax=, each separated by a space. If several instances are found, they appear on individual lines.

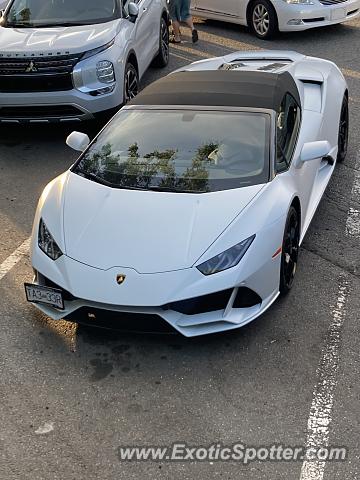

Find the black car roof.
xmin=129 ymin=70 xmax=301 ymax=112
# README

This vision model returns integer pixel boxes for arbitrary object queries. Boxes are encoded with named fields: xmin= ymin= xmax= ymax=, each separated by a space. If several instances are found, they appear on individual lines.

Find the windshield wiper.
xmin=6 ymin=20 xmax=89 ymax=28
xmin=5 ymin=21 xmax=35 ymax=27
xmin=75 ymin=171 xmax=204 ymax=193
xmin=146 ymin=186 xmax=203 ymax=194
xmin=32 ymin=22 xmax=86 ymax=27
xmin=76 ymin=170 xmax=149 ymax=190
xmin=76 ymin=170 xmax=116 ymax=187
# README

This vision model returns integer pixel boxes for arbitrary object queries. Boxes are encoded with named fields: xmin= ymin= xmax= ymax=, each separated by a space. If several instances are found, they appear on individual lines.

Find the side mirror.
xmin=128 ymin=2 xmax=139 ymax=17
xmin=66 ymin=131 xmax=90 ymax=152
xmin=300 ymin=141 xmax=331 ymax=163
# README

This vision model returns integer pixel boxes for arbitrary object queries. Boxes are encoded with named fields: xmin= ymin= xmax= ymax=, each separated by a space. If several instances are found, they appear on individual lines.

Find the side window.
xmin=276 ymin=94 xmax=301 ymax=173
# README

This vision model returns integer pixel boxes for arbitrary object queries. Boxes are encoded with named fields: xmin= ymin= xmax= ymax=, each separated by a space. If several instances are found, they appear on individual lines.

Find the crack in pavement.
xmin=302 ymin=246 xmax=359 ymax=279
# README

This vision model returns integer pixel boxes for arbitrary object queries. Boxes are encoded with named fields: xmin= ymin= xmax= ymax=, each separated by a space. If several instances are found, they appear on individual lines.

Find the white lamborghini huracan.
xmin=25 ymin=51 xmax=349 ymax=337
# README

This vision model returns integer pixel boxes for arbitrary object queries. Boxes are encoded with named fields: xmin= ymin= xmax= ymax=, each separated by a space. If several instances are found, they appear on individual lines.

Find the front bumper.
xmin=0 ymin=85 xmax=123 ymax=123
xmin=29 ymin=272 xmax=279 ymax=337
xmin=274 ymin=0 xmax=360 ymax=31
xmin=28 ymin=222 xmax=283 ymax=336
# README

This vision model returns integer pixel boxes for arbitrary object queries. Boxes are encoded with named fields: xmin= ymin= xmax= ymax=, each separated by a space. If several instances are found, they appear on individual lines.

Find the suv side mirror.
xmin=300 ymin=141 xmax=331 ymax=163
xmin=128 ymin=2 xmax=139 ymax=17
xmin=66 ymin=131 xmax=90 ymax=152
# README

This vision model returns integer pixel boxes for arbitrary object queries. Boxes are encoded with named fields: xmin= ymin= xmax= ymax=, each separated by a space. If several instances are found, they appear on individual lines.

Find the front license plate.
xmin=331 ymin=8 xmax=345 ymax=20
xmin=24 ymin=283 xmax=64 ymax=310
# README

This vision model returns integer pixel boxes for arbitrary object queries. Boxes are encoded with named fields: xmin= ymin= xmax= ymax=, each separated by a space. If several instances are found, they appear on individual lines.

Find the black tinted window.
xmin=73 ymin=109 xmax=271 ymax=193
xmin=276 ymin=94 xmax=301 ymax=173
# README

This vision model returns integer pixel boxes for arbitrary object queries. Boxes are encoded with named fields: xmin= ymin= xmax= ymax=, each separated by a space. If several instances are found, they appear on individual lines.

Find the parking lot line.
xmin=300 ymin=151 xmax=360 ymax=479
xmin=0 ymin=237 xmax=31 ymax=282
xmin=346 ymin=154 xmax=360 ymax=237
xmin=170 ymin=51 xmax=194 ymax=63
xmin=171 ymin=43 xmax=211 ymax=59
xmin=299 ymin=275 xmax=350 ymax=480
xmin=341 ymin=68 xmax=360 ymax=80
xmin=194 ymin=31 xmax=261 ymax=52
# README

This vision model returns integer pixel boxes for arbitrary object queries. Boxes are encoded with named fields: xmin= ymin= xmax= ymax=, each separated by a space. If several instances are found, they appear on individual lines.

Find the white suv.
xmin=0 ymin=0 xmax=169 ymax=122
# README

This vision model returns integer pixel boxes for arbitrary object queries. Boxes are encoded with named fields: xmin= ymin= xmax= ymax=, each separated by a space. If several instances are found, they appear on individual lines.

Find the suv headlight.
xmin=81 ymin=38 xmax=115 ymax=60
xmin=196 ymin=235 xmax=255 ymax=276
xmin=97 ymin=60 xmax=115 ymax=83
xmin=38 ymin=219 xmax=63 ymax=261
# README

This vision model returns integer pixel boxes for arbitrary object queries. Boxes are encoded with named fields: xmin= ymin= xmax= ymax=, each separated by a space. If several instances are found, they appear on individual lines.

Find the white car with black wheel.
xmin=25 ymin=51 xmax=349 ymax=337
xmin=191 ymin=0 xmax=360 ymax=39
xmin=0 ymin=0 xmax=169 ymax=122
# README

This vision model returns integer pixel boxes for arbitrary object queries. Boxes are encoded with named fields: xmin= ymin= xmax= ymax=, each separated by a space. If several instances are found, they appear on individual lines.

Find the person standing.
xmin=169 ymin=0 xmax=198 ymax=44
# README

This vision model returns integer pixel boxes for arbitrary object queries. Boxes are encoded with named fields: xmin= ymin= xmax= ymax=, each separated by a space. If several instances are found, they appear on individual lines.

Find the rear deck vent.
xmin=219 ymin=58 xmax=293 ymax=73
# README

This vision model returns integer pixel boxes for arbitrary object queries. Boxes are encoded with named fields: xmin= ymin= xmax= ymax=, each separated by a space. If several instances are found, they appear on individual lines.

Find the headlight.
xmin=81 ymin=38 xmax=115 ymax=60
xmin=96 ymin=60 xmax=115 ymax=83
xmin=284 ymin=0 xmax=314 ymax=4
xmin=196 ymin=235 xmax=255 ymax=276
xmin=38 ymin=219 xmax=63 ymax=261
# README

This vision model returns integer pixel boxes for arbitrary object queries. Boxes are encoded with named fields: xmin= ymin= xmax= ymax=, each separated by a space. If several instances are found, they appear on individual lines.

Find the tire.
xmin=279 ymin=206 xmax=300 ymax=296
xmin=123 ymin=61 xmax=139 ymax=104
xmin=249 ymin=0 xmax=278 ymax=40
xmin=337 ymin=94 xmax=349 ymax=163
xmin=152 ymin=17 xmax=169 ymax=68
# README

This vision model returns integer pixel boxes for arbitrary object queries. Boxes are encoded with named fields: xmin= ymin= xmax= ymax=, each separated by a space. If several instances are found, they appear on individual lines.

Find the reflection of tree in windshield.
xmin=78 ymin=141 xmax=218 ymax=192
xmin=20 ymin=9 xmax=31 ymax=21
xmin=178 ymin=142 xmax=217 ymax=192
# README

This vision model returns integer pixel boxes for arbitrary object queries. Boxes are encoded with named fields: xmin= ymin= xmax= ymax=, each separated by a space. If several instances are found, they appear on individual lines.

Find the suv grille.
xmin=0 ymin=105 xmax=85 ymax=120
xmin=0 ymin=54 xmax=81 ymax=92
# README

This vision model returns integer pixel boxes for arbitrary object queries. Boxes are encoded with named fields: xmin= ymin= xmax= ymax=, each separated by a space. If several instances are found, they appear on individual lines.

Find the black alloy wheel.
xmin=123 ymin=62 xmax=139 ymax=104
xmin=152 ymin=17 xmax=169 ymax=68
xmin=337 ymin=94 xmax=349 ymax=163
xmin=280 ymin=206 xmax=300 ymax=295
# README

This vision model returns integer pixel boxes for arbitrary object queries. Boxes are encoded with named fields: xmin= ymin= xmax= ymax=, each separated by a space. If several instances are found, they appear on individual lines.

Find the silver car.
xmin=0 ymin=0 xmax=169 ymax=123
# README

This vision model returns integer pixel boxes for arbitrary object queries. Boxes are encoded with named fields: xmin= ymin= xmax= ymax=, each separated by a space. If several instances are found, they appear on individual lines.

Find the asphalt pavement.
xmin=0 ymin=17 xmax=359 ymax=480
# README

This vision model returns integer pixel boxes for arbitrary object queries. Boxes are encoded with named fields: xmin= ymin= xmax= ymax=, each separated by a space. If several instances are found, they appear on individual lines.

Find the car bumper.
xmin=0 ymin=84 xmax=123 ymax=123
xmin=30 ymin=285 xmax=279 ymax=337
xmin=274 ymin=0 xmax=360 ymax=31
xmin=28 ymin=219 xmax=283 ymax=337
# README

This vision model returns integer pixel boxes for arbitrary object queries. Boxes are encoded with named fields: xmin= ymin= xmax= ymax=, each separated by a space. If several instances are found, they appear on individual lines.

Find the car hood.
xmin=0 ymin=19 xmax=120 ymax=55
xmin=61 ymin=173 xmax=265 ymax=273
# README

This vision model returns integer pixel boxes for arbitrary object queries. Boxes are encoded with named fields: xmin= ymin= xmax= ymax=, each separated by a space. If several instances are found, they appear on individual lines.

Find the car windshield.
xmin=72 ymin=109 xmax=271 ymax=193
xmin=5 ymin=0 xmax=118 ymax=27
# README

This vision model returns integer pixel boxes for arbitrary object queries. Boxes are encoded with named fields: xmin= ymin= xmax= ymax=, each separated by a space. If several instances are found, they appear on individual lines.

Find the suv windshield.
xmin=5 ymin=0 xmax=118 ymax=27
xmin=72 ymin=109 xmax=271 ymax=193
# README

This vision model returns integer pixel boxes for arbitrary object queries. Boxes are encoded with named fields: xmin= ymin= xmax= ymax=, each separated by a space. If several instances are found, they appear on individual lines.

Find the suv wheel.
xmin=152 ymin=17 xmax=169 ymax=68
xmin=123 ymin=62 xmax=139 ymax=104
